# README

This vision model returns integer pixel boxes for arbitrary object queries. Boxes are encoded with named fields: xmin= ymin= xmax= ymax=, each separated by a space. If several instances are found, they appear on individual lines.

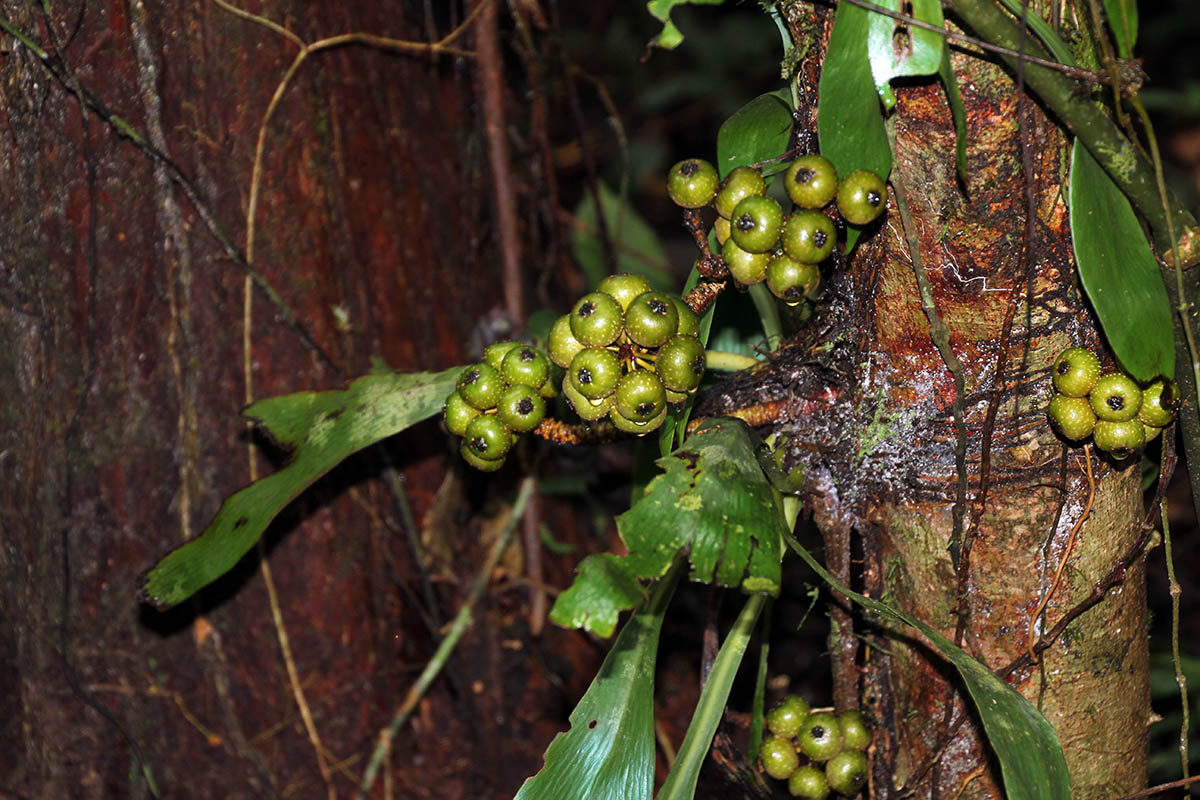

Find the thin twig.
xmin=357 ymin=478 xmax=537 ymax=797
xmin=1161 ymin=496 xmax=1191 ymax=778
xmin=1114 ymin=774 xmax=1200 ymax=799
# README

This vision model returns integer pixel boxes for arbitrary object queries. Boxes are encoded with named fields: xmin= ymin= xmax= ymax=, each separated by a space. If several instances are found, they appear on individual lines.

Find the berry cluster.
xmin=760 ymin=695 xmax=871 ymax=798
xmin=548 ymin=273 xmax=705 ymax=435
xmin=443 ymin=341 xmax=558 ymax=471
xmin=666 ymin=156 xmax=887 ymax=304
xmin=1046 ymin=346 xmax=1177 ymax=459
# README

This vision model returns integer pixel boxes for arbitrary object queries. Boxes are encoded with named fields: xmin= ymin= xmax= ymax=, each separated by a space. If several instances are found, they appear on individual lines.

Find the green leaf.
xmin=1102 ymin=0 xmax=1138 ymax=59
xmin=549 ymin=418 xmax=785 ymax=636
xmin=716 ymin=91 xmax=793 ymax=178
xmin=1069 ymin=139 xmax=1174 ymax=381
xmin=141 ymin=367 xmax=465 ymax=608
xmin=658 ymin=593 xmax=766 ymax=800
xmin=866 ymin=0 xmax=946 ymax=110
xmin=938 ymin=48 xmax=969 ymax=187
xmin=515 ymin=560 xmax=682 ymax=800
xmin=785 ymin=533 xmax=1072 ymax=800
xmin=572 ymin=183 xmax=673 ymax=290
xmin=645 ymin=0 xmax=726 ymax=50
xmin=817 ymin=0 xmax=892 ymax=251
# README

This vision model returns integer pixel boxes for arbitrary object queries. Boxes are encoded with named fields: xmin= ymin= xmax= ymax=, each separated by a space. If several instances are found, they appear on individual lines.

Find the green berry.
xmin=836 ymin=169 xmax=888 ymax=226
xmin=1047 ymin=394 xmax=1096 ymax=442
xmin=569 ymin=347 xmax=622 ymax=400
xmin=723 ymin=238 xmax=770 ymax=286
xmin=1051 ymin=347 xmax=1101 ymax=398
xmin=1139 ymin=379 xmax=1177 ymax=427
xmin=664 ymin=386 xmax=689 ymax=404
xmin=1089 ymin=372 xmax=1142 ymax=422
xmin=501 ymin=345 xmax=550 ymax=390
xmin=482 ymin=340 xmax=521 ymax=372
xmin=443 ymin=389 xmax=481 ymax=436
xmin=713 ymin=215 xmax=732 ymax=246
xmin=456 ymin=363 xmax=505 ymax=410
xmin=548 ymin=315 xmax=585 ymax=368
xmin=824 ymin=749 xmax=868 ymax=795
xmin=596 ymin=273 xmax=652 ymax=311
xmin=562 ymin=379 xmax=614 ymax=421
xmin=667 ymin=158 xmax=719 ymax=208
xmin=789 ymin=765 xmax=832 ymax=799
xmin=614 ymin=370 xmax=667 ymax=423
xmin=463 ymin=414 xmax=514 ymax=462
xmin=730 ymin=194 xmax=785 ymax=253
xmin=714 ymin=165 xmax=766 ymax=219
xmin=540 ymin=362 xmax=564 ymax=398
xmin=460 ymin=439 xmax=506 ymax=472
xmin=609 ymin=403 xmax=667 ymax=434
xmin=782 ymin=211 xmax=836 ymax=264
xmin=785 ymin=155 xmax=839 ymax=210
xmin=671 ymin=296 xmax=700 ymax=337
xmin=837 ymin=711 xmax=871 ymax=752
xmin=655 ymin=335 xmax=706 ymax=392
xmin=767 ymin=695 xmax=811 ymax=740
xmin=1145 ymin=424 xmax=1165 ymax=442
xmin=798 ymin=712 xmax=844 ymax=762
xmin=767 ymin=255 xmax=820 ymax=306
xmin=1092 ymin=418 xmax=1145 ymax=459
xmin=761 ymin=735 xmax=800 ymax=780
xmin=496 ymin=384 xmax=546 ymax=433
xmin=624 ymin=291 xmax=680 ymax=348
xmin=569 ymin=291 xmax=624 ymax=347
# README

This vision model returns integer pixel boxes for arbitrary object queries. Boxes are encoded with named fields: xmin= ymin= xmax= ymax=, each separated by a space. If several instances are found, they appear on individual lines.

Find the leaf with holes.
xmin=818 ymin=0 xmax=892 ymax=251
xmin=141 ymin=367 xmax=465 ymax=608
xmin=1070 ymin=139 xmax=1174 ymax=382
xmin=867 ymin=0 xmax=946 ymax=110
xmin=645 ymin=0 xmax=726 ymax=50
xmin=716 ymin=91 xmax=793 ymax=178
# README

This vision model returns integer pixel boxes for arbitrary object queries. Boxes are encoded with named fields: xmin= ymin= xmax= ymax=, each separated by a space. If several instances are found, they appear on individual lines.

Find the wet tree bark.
xmin=722 ymin=4 xmax=1150 ymax=797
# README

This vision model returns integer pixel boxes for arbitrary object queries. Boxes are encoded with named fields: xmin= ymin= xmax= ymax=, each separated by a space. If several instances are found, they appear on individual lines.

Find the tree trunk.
xmin=776 ymin=5 xmax=1150 ymax=797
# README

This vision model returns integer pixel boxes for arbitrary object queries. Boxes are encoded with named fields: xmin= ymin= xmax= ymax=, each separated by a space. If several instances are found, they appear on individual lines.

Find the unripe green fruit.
xmin=713 ymin=215 xmax=732 ymax=246
xmin=570 ymin=291 xmax=624 ymax=347
xmin=460 ymin=440 xmax=506 ymax=472
xmin=671 ymin=296 xmax=701 ymax=337
xmin=463 ymin=414 xmax=513 ymax=462
xmin=656 ymin=335 xmax=706 ymax=392
xmin=496 ymin=384 xmax=546 ymax=433
xmin=457 ymin=363 xmax=505 ymax=410
xmin=569 ymin=347 xmax=622 ymax=400
xmin=836 ymin=169 xmax=888 ymax=225
xmin=610 ymin=403 xmax=668 ymax=434
xmin=1139 ymin=379 xmax=1177 ymax=427
xmin=596 ymin=273 xmax=653 ymax=311
xmin=1145 ymin=424 xmax=1165 ymax=442
xmin=824 ymin=749 xmax=868 ymax=795
xmin=798 ymin=712 xmax=844 ymax=762
xmin=664 ymin=386 xmax=689 ymax=404
xmin=562 ymin=379 xmax=614 ymax=421
xmin=1047 ymin=394 xmax=1096 ymax=442
xmin=1051 ymin=347 xmax=1101 ymax=398
xmin=501 ymin=345 xmax=550 ymax=390
xmin=714 ymin=165 xmax=767 ymax=218
xmin=730 ymin=194 xmax=784 ymax=253
xmin=667 ymin=158 xmax=719 ymax=208
xmin=482 ymin=340 xmax=521 ymax=372
xmin=761 ymin=735 xmax=800 ymax=780
xmin=837 ymin=711 xmax=871 ymax=752
xmin=540 ymin=362 xmax=564 ymax=398
xmin=443 ymin=389 xmax=481 ymax=436
xmin=723 ymin=238 xmax=770 ymax=286
xmin=767 ymin=256 xmax=820 ymax=306
xmin=767 ymin=695 xmax=811 ymax=739
xmin=1089 ymin=372 xmax=1142 ymax=422
xmin=624 ymin=291 xmax=680 ymax=348
xmin=1093 ymin=418 xmax=1145 ymax=459
xmin=614 ymin=369 xmax=667 ymax=423
xmin=789 ymin=765 xmax=832 ymax=799
xmin=548 ymin=315 xmax=585 ymax=368
xmin=785 ymin=154 xmax=839 ymax=210
xmin=782 ymin=211 xmax=836 ymax=264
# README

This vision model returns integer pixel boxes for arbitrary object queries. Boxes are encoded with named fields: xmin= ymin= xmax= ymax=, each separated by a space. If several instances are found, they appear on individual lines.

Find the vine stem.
xmin=357 ymin=477 xmax=536 ymax=797
xmin=1161 ymin=497 xmax=1191 ymax=779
